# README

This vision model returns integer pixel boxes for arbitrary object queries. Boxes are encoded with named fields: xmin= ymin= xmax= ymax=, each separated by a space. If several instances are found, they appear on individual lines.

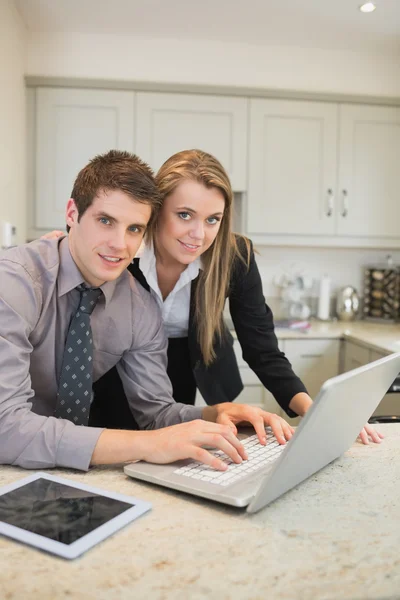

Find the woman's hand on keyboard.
xmin=138 ymin=420 xmax=248 ymax=471
xmin=203 ymin=403 xmax=294 ymax=446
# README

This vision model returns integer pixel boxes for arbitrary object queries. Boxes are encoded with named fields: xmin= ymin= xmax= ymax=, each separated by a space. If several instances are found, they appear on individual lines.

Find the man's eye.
xmin=178 ymin=212 xmax=191 ymax=220
xmin=99 ymin=217 xmax=110 ymax=225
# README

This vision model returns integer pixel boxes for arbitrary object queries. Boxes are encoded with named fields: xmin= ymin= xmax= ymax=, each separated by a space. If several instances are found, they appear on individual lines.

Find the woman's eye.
xmin=178 ymin=212 xmax=191 ymax=220
xmin=128 ymin=226 xmax=140 ymax=233
xmin=206 ymin=217 xmax=220 ymax=225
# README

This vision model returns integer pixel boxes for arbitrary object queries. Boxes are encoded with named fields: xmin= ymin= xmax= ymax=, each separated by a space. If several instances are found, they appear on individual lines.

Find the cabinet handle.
xmin=326 ymin=188 xmax=334 ymax=217
xmin=341 ymin=189 xmax=348 ymax=217
xmin=301 ymin=354 xmax=323 ymax=358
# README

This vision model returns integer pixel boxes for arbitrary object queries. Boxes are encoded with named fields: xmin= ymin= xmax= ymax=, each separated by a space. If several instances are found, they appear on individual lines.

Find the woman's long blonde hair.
xmin=152 ymin=149 xmax=250 ymax=366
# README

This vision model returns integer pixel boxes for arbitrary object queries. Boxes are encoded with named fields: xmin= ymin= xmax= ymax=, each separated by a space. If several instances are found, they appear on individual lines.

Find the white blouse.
xmin=137 ymin=243 xmax=201 ymax=338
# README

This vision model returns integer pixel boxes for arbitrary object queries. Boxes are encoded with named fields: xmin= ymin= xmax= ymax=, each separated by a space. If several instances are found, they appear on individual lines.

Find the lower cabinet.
xmin=340 ymin=341 xmax=398 ymax=418
xmin=283 ymin=339 xmax=340 ymax=400
xmin=280 ymin=338 xmax=340 ymax=424
xmin=231 ymin=337 xmax=340 ymax=423
xmin=195 ymin=336 xmax=397 ymax=421
xmin=341 ymin=340 xmax=371 ymax=372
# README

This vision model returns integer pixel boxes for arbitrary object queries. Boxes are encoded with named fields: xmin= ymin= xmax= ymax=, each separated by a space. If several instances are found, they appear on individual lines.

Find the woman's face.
xmin=155 ymin=180 xmax=225 ymax=267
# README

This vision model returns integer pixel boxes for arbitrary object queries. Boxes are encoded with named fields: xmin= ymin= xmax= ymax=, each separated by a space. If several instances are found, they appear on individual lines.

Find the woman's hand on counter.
xmin=358 ymin=424 xmax=384 ymax=445
xmin=202 ymin=403 xmax=294 ymax=446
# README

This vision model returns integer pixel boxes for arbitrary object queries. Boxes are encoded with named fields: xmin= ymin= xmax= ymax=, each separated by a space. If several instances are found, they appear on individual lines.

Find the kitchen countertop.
xmin=274 ymin=320 xmax=400 ymax=354
xmin=0 ymin=423 xmax=399 ymax=600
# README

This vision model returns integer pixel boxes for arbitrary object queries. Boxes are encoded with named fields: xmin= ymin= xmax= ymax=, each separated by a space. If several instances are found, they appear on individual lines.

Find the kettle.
xmin=336 ymin=286 xmax=359 ymax=321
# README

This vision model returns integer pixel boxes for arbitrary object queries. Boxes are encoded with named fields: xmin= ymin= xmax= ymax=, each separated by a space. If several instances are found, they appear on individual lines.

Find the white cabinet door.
xmin=337 ymin=104 xmax=400 ymax=238
xmin=283 ymin=338 xmax=340 ymax=400
xmin=135 ymin=92 xmax=248 ymax=190
xmin=247 ymin=99 xmax=338 ymax=236
xmin=35 ymin=88 xmax=135 ymax=231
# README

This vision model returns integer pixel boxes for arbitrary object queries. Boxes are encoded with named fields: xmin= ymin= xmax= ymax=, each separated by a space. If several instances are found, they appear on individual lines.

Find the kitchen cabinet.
xmin=337 ymin=105 xmax=400 ymax=239
xmin=197 ymin=334 xmax=398 ymax=423
xmin=34 ymin=88 xmax=135 ymax=232
xmin=247 ymin=100 xmax=400 ymax=246
xmin=341 ymin=341 xmax=398 ymax=418
xmin=247 ymin=99 xmax=338 ymax=237
xmin=231 ymin=337 xmax=340 ymax=423
xmin=135 ymin=92 xmax=248 ymax=190
xmin=232 ymin=340 xmax=282 ymax=412
xmin=30 ymin=85 xmax=400 ymax=246
xmin=341 ymin=340 xmax=389 ymax=373
xmin=31 ymin=88 xmax=248 ymax=235
xmin=283 ymin=338 xmax=340 ymax=399
xmin=341 ymin=340 xmax=371 ymax=372
xmin=281 ymin=338 xmax=340 ymax=424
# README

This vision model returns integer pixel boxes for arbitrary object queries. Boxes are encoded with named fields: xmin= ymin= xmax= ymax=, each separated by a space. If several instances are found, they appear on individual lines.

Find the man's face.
xmin=66 ymin=190 xmax=152 ymax=287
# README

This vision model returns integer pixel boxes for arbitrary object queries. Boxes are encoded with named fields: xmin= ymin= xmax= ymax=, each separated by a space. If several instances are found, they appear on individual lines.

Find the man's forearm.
xmin=90 ymin=429 xmax=153 ymax=465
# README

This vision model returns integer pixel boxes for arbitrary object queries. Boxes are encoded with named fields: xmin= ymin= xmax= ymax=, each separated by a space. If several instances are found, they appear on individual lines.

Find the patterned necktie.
xmin=55 ymin=284 xmax=102 ymax=425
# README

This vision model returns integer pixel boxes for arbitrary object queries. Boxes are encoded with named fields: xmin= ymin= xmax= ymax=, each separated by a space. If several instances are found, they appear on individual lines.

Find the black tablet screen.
xmin=0 ymin=478 xmax=133 ymax=545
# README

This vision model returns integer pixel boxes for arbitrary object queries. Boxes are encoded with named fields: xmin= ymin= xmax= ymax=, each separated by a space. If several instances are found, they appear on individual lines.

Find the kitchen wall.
xmin=0 ymin=0 xmax=27 ymax=244
xmin=255 ymin=244 xmax=400 ymax=314
xmin=25 ymin=32 xmax=400 ymax=97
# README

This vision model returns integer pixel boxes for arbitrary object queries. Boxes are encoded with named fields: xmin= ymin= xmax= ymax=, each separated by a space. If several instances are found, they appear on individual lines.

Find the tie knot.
xmin=76 ymin=284 xmax=102 ymax=314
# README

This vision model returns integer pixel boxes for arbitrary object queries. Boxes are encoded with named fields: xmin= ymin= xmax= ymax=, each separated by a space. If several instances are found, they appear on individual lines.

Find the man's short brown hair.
xmin=68 ymin=149 xmax=161 ymax=231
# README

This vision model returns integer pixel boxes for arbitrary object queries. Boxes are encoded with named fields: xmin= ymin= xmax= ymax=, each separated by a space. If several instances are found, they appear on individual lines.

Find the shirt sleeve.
xmin=0 ymin=259 xmax=103 ymax=470
xmin=229 ymin=240 xmax=308 ymax=417
xmin=116 ymin=290 xmax=202 ymax=429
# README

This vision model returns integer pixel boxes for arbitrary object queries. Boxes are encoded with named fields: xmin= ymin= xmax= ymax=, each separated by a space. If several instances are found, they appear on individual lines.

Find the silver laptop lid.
xmin=247 ymin=352 xmax=400 ymax=513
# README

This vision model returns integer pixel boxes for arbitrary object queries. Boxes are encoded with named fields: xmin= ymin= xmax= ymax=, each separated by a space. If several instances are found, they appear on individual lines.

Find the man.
xmin=0 ymin=150 xmax=293 ymax=473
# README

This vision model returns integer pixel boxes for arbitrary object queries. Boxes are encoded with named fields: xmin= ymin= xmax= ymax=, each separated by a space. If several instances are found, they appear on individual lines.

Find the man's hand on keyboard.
xmin=139 ymin=420 xmax=248 ymax=471
xmin=202 ymin=403 xmax=294 ymax=446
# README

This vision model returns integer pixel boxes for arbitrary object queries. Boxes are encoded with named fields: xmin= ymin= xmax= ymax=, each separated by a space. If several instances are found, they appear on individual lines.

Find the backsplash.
xmin=253 ymin=245 xmax=400 ymax=319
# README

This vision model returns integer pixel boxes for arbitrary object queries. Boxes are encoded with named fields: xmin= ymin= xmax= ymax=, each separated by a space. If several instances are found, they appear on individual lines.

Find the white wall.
xmin=26 ymin=33 xmax=400 ymax=98
xmin=0 ymin=0 xmax=27 ymax=244
xmin=255 ymin=244 xmax=400 ymax=312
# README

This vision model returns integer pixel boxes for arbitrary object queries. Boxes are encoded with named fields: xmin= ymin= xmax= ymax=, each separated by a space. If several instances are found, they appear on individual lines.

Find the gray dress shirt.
xmin=0 ymin=237 xmax=202 ymax=471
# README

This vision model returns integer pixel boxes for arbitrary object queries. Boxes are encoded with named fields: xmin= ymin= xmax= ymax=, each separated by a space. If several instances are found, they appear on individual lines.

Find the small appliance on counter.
xmin=336 ymin=286 xmax=360 ymax=321
xmin=363 ymin=257 xmax=400 ymax=322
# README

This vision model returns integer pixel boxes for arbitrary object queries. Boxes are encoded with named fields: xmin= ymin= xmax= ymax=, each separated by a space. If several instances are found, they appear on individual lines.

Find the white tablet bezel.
xmin=0 ymin=472 xmax=151 ymax=559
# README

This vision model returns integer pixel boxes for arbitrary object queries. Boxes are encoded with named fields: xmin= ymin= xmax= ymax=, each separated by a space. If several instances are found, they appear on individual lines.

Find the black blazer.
xmin=90 ymin=238 xmax=307 ymax=429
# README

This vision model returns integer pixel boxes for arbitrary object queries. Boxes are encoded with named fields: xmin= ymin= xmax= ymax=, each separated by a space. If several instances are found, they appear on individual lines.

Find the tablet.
xmin=0 ymin=472 xmax=151 ymax=559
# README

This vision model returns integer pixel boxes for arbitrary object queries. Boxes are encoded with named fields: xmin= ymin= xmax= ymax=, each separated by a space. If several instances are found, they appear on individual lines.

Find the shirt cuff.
xmin=56 ymin=423 xmax=104 ymax=471
xmin=179 ymin=405 xmax=204 ymax=422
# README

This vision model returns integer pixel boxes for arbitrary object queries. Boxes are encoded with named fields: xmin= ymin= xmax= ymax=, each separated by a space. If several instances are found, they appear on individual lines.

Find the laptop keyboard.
xmin=173 ymin=430 xmax=286 ymax=487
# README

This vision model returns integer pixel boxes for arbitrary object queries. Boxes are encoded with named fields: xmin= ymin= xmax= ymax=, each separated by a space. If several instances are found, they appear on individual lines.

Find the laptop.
xmin=124 ymin=352 xmax=400 ymax=514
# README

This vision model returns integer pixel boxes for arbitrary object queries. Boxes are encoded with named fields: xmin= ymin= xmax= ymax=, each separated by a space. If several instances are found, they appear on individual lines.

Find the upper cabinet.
xmin=337 ymin=104 xmax=400 ymax=238
xmin=247 ymin=99 xmax=338 ymax=237
xmin=247 ymin=100 xmax=400 ymax=247
xmin=135 ymin=92 xmax=248 ymax=190
xmin=35 ymin=88 xmax=135 ymax=230
xmin=30 ymin=85 xmax=400 ymax=247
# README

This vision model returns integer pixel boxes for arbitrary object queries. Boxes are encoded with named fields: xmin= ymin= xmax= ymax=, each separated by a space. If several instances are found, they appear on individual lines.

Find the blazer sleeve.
xmin=228 ymin=239 xmax=308 ymax=417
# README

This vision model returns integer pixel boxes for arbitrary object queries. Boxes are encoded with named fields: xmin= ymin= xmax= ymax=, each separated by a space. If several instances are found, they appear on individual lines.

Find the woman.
xmin=47 ymin=149 xmax=381 ymax=444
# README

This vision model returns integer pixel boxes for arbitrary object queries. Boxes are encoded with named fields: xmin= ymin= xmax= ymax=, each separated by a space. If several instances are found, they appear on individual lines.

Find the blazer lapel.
xmin=128 ymin=258 xmax=150 ymax=292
